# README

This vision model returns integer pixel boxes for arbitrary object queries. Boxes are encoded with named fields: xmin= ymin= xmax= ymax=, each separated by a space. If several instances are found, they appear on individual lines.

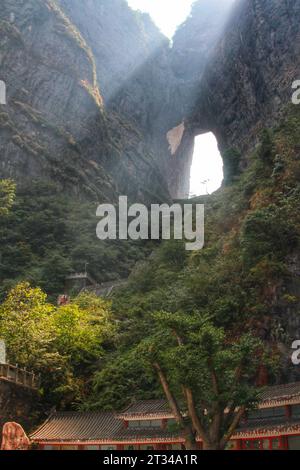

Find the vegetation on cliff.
xmin=85 ymin=106 xmax=300 ymax=431
xmin=0 ymin=91 xmax=299 ymax=447
xmin=0 ymin=179 xmax=15 ymax=217
xmin=0 ymin=181 xmax=152 ymax=301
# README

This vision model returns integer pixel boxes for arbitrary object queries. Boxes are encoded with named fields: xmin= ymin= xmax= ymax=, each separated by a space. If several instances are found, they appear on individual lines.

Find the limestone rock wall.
xmin=1 ymin=0 xmax=300 ymax=199
xmin=0 ymin=379 xmax=39 ymax=433
xmin=0 ymin=0 xmax=169 ymax=203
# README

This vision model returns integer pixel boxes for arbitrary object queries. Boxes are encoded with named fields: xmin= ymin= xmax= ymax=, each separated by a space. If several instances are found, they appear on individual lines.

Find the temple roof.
xmin=30 ymin=412 xmax=122 ymax=442
xmin=233 ymin=420 xmax=300 ymax=439
xmin=30 ymin=383 xmax=300 ymax=443
xmin=259 ymin=382 xmax=300 ymax=407
xmin=30 ymin=407 xmax=181 ymax=443
xmin=117 ymin=400 xmax=172 ymax=419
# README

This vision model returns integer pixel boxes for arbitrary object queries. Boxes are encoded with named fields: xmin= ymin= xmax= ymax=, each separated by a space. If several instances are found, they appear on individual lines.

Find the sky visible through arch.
xmin=190 ymin=134 xmax=224 ymax=197
xmin=127 ymin=0 xmax=224 ymax=196
xmin=127 ymin=0 xmax=194 ymax=38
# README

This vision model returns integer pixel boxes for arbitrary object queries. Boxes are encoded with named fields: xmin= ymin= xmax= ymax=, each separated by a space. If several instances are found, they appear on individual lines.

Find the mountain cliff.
xmin=0 ymin=0 xmax=169 ymax=202
xmin=168 ymin=0 xmax=300 ymax=194
xmin=3 ymin=1 xmax=298 ymax=200
xmin=0 ymin=0 xmax=300 ymax=300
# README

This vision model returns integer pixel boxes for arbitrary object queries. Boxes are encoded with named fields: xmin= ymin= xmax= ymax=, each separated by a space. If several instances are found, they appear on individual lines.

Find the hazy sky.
xmin=127 ymin=1 xmax=224 ymax=196
xmin=127 ymin=0 xmax=194 ymax=38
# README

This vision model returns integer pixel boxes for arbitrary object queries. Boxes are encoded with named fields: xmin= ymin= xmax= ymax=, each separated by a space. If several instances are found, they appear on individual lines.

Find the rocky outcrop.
xmin=170 ymin=0 xmax=236 ymax=123
xmin=170 ymin=0 xmax=300 ymax=194
xmin=199 ymin=0 xmax=300 ymax=154
xmin=0 ymin=0 xmax=169 ymax=203
xmin=1 ymin=0 xmax=300 ymax=199
xmin=58 ymin=0 xmax=175 ymax=188
xmin=0 ymin=379 xmax=39 ymax=432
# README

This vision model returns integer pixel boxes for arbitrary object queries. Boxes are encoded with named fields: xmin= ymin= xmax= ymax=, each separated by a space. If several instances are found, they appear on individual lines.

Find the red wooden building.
xmin=30 ymin=382 xmax=300 ymax=450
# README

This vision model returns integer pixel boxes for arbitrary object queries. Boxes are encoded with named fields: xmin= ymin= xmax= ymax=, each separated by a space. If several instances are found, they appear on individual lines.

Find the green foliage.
xmin=0 ymin=282 xmax=54 ymax=366
xmin=157 ymin=240 xmax=187 ymax=268
xmin=241 ymin=204 xmax=298 ymax=265
xmin=135 ymin=313 xmax=277 ymax=448
xmin=0 ymin=282 xmax=115 ymax=407
xmin=137 ymin=312 xmax=268 ymax=397
xmin=88 ymin=106 xmax=300 ymax=412
xmin=85 ymin=350 xmax=160 ymax=411
xmin=51 ymin=302 xmax=107 ymax=365
xmin=0 ymin=179 xmax=16 ymax=217
xmin=0 ymin=182 xmax=149 ymax=300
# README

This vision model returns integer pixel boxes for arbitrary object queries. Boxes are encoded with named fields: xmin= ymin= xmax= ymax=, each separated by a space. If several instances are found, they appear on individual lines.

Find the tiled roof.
xmin=260 ymin=382 xmax=300 ymax=405
xmin=115 ymin=427 xmax=182 ymax=442
xmin=233 ymin=420 xmax=300 ymax=439
xmin=30 ymin=412 xmax=123 ymax=442
xmin=30 ymin=409 xmax=181 ymax=443
xmin=30 ymin=383 xmax=300 ymax=443
xmin=118 ymin=400 xmax=171 ymax=417
xmin=238 ymin=417 xmax=288 ymax=432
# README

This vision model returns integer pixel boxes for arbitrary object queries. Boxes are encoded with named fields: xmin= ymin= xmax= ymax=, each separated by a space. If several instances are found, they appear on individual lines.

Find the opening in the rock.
xmin=189 ymin=133 xmax=223 ymax=197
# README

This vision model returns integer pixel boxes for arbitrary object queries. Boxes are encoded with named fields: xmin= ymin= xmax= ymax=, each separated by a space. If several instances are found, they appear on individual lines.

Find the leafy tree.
xmin=52 ymin=292 xmax=115 ymax=366
xmin=0 ymin=283 xmax=115 ymax=407
xmin=137 ymin=311 xmax=275 ymax=450
xmin=86 ymin=350 xmax=160 ymax=411
xmin=0 ymin=282 xmax=54 ymax=366
xmin=0 ymin=179 xmax=16 ymax=217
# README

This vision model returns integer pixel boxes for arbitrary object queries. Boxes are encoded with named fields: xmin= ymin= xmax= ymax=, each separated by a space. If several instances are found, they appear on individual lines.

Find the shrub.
xmin=241 ymin=204 xmax=298 ymax=265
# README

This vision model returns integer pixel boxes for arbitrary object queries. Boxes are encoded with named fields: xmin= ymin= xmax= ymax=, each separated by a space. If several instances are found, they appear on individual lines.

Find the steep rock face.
xmin=170 ymin=0 xmax=300 ymax=195
xmin=58 ymin=0 xmax=236 ymax=198
xmin=165 ymin=0 xmax=237 ymax=198
xmin=170 ymin=0 xmax=236 ymax=122
xmin=1 ymin=0 xmax=300 ymax=200
xmin=0 ymin=379 xmax=39 ymax=432
xmin=0 ymin=0 xmax=169 ymax=203
xmin=59 ymin=0 xmax=168 ymax=108
xmin=196 ymin=0 xmax=300 ymax=155
xmin=59 ymin=0 xmax=174 ymax=184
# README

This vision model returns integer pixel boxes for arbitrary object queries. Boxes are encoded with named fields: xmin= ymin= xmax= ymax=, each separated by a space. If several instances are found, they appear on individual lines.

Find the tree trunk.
xmin=202 ymin=442 xmax=219 ymax=451
xmin=184 ymin=438 xmax=199 ymax=451
xmin=153 ymin=362 xmax=198 ymax=450
xmin=185 ymin=387 xmax=210 ymax=445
